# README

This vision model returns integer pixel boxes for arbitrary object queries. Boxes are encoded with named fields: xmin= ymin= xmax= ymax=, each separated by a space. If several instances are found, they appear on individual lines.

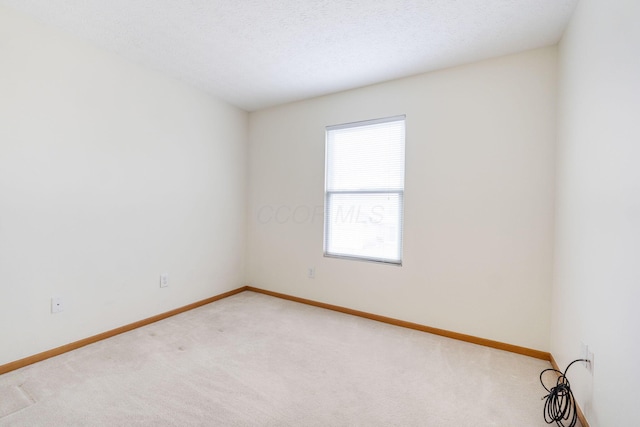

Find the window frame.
xmin=323 ymin=115 xmax=406 ymax=266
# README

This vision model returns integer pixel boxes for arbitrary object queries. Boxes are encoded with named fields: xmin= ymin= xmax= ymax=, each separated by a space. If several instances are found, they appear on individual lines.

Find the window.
xmin=324 ymin=115 xmax=406 ymax=265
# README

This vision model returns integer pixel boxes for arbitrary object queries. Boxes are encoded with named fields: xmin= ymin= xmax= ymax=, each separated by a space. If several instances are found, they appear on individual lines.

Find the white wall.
xmin=248 ymin=47 xmax=557 ymax=351
xmin=0 ymin=5 xmax=248 ymax=366
xmin=552 ymin=0 xmax=640 ymax=425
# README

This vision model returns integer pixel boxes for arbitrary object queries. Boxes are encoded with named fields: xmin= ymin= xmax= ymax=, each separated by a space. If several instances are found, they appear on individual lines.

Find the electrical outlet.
xmin=580 ymin=342 xmax=588 ymax=367
xmin=51 ymin=297 xmax=64 ymax=313
xmin=581 ymin=341 xmax=594 ymax=374
xmin=307 ymin=267 xmax=315 ymax=279
xmin=586 ymin=349 xmax=594 ymax=375
xmin=160 ymin=273 xmax=169 ymax=288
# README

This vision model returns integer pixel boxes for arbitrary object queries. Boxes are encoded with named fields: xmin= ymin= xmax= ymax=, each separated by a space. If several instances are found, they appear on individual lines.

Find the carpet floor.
xmin=0 ymin=291 xmax=558 ymax=426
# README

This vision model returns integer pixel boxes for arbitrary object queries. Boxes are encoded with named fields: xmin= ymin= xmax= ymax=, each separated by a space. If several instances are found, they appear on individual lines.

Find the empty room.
xmin=0 ymin=0 xmax=638 ymax=426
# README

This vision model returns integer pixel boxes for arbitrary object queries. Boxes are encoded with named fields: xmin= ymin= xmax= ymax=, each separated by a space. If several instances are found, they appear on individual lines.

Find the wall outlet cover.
xmin=160 ymin=273 xmax=169 ymax=288
xmin=51 ymin=297 xmax=64 ymax=313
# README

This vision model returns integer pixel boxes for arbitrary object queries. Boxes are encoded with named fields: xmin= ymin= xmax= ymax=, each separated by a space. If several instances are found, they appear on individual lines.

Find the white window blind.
xmin=324 ymin=115 xmax=405 ymax=265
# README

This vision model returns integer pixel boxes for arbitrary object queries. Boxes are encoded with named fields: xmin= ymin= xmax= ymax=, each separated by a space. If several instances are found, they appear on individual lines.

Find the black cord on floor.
xmin=539 ymin=359 xmax=588 ymax=427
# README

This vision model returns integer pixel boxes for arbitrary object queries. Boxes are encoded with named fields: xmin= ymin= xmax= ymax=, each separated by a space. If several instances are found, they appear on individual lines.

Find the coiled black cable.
xmin=539 ymin=359 xmax=588 ymax=427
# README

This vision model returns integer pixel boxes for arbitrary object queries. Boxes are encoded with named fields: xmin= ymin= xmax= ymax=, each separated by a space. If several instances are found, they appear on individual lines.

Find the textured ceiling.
xmin=1 ymin=0 xmax=578 ymax=111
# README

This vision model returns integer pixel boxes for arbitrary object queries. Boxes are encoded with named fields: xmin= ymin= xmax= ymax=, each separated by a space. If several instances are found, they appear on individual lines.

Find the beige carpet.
xmin=0 ymin=291 xmax=556 ymax=426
